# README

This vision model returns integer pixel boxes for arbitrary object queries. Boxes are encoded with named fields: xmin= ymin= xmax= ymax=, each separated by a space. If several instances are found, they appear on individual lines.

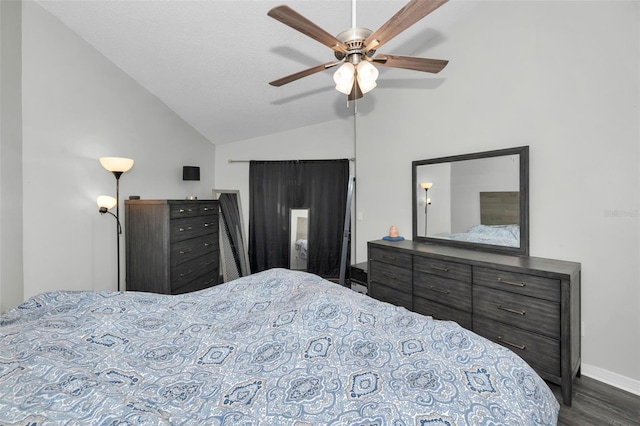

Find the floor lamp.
xmin=420 ymin=182 xmax=432 ymax=236
xmin=98 ymin=157 xmax=134 ymax=291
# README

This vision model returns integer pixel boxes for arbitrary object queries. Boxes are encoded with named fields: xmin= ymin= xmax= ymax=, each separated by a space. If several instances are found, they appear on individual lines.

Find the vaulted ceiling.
xmin=35 ymin=0 xmax=472 ymax=145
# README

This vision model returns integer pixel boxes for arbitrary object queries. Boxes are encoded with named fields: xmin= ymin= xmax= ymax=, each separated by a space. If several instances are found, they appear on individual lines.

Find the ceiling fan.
xmin=268 ymin=0 xmax=450 ymax=100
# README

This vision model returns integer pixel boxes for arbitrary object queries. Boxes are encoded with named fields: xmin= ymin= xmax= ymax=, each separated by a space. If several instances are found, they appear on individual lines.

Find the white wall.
xmin=354 ymin=1 xmax=639 ymax=388
xmin=19 ymin=2 xmax=215 ymax=299
xmin=0 ymin=0 xmax=24 ymax=313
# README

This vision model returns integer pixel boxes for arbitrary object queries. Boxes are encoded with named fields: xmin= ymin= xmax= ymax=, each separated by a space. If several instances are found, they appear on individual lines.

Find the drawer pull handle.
xmin=498 ymin=278 xmax=526 ymax=287
xmin=178 ymin=208 xmax=194 ymax=213
xmin=383 ymin=272 xmax=398 ymax=280
xmin=430 ymin=286 xmax=450 ymax=295
xmin=382 ymin=255 xmax=396 ymax=261
xmin=204 ymin=222 xmax=216 ymax=227
xmin=204 ymin=242 xmax=214 ymax=247
xmin=498 ymin=305 xmax=526 ymax=315
xmin=179 ymin=248 xmax=193 ymax=254
xmin=430 ymin=265 xmax=449 ymax=272
xmin=179 ymin=270 xmax=193 ymax=278
xmin=497 ymin=336 xmax=526 ymax=350
xmin=179 ymin=227 xmax=193 ymax=232
xmin=204 ymin=278 xmax=215 ymax=285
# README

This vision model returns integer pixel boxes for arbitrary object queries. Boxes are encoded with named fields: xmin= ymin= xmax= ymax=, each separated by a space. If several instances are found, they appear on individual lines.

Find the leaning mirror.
xmin=290 ymin=208 xmax=309 ymax=270
xmin=412 ymin=146 xmax=529 ymax=256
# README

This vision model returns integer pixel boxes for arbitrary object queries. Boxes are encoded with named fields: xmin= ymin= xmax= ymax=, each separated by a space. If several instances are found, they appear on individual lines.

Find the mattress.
xmin=0 ymin=268 xmax=558 ymax=424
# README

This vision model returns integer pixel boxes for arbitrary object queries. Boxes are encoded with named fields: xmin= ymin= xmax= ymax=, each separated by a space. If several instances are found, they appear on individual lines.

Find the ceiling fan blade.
xmin=374 ymin=54 xmax=448 ymax=73
xmin=348 ymin=80 xmax=363 ymax=101
xmin=268 ymin=5 xmax=348 ymax=53
xmin=269 ymin=62 xmax=341 ymax=87
xmin=364 ymin=0 xmax=449 ymax=51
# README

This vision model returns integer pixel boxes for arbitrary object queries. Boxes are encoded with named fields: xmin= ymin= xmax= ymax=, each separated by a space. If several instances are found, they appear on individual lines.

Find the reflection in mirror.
xmin=290 ymin=208 xmax=309 ymax=270
xmin=412 ymin=146 xmax=529 ymax=256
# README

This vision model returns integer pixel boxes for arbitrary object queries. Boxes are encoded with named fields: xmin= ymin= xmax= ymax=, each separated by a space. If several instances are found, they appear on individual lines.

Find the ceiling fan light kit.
xmin=268 ymin=0 xmax=450 ymax=99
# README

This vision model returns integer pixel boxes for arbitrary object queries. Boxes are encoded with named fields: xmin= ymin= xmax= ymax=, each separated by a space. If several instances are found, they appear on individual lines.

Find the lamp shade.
xmin=333 ymin=62 xmax=355 ymax=95
xmin=99 ymin=157 xmax=134 ymax=173
xmin=420 ymin=182 xmax=433 ymax=190
xmin=183 ymin=166 xmax=200 ymax=181
xmin=356 ymin=61 xmax=379 ymax=94
xmin=97 ymin=195 xmax=117 ymax=210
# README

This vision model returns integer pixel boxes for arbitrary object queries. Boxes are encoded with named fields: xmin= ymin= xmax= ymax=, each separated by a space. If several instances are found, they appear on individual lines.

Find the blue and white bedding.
xmin=0 ymin=268 xmax=558 ymax=425
xmin=447 ymin=224 xmax=521 ymax=247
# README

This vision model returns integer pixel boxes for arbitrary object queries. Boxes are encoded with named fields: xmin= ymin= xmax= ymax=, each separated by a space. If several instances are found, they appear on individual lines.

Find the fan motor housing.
xmin=334 ymin=27 xmax=375 ymax=61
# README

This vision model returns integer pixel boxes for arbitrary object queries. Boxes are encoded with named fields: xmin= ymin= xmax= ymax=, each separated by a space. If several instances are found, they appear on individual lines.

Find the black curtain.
xmin=249 ymin=159 xmax=349 ymax=277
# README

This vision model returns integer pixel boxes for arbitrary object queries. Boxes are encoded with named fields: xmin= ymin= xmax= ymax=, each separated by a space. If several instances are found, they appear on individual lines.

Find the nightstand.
xmin=350 ymin=262 xmax=368 ymax=294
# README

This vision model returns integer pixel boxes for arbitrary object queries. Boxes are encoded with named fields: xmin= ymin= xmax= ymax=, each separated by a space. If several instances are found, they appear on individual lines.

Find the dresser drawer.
xmin=199 ymin=203 xmax=219 ymax=216
xmin=170 ymin=203 xmax=201 ymax=219
xmin=473 ymin=316 xmax=560 ymax=378
xmin=414 ymin=297 xmax=472 ymax=329
xmin=369 ymin=246 xmax=412 ymax=269
xmin=414 ymin=256 xmax=471 ymax=282
xmin=369 ymin=282 xmax=412 ymax=310
xmin=170 ymin=215 xmax=218 ymax=242
xmin=473 ymin=286 xmax=560 ymax=340
xmin=473 ymin=266 xmax=560 ymax=302
xmin=413 ymin=272 xmax=472 ymax=312
xmin=171 ymin=252 xmax=219 ymax=290
xmin=369 ymin=260 xmax=412 ymax=294
xmin=171 ymin=234 xmax=218 ymax=267
xmin=172 ymin=269 xmax=219 ymax=295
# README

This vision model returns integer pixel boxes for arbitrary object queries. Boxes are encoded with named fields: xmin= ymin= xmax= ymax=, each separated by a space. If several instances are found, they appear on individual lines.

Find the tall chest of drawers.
xmin=125 ymin=199 xmax=220 ymax=294
xmin=368 ymin=239 xmax=581 ymax=406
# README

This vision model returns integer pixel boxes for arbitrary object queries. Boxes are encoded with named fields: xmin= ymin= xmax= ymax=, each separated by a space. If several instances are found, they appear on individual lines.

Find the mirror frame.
xmin=412 ymin=146 xmax=529 ymax=256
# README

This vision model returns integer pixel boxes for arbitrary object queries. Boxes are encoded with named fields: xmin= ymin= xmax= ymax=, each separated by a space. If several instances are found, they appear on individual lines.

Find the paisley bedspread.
xmin=0 ymin=268 xmax=558 ymax=425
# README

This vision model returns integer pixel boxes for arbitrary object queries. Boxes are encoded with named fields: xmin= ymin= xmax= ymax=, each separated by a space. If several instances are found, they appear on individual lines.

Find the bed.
xmin=0 ymin=268 xmax=558 ymax=424
xmin=446 ymin=191 xmax=521 ymax=247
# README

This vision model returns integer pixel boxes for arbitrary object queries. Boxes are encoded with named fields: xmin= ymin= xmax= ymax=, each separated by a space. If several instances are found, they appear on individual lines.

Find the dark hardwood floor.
xmin=548 ymin=376 xmax=640 ymax=425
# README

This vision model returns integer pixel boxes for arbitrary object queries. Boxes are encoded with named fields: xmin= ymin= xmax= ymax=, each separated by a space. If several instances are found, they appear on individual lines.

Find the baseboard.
xmin=582 ymin=363 xmax=640 ymax=396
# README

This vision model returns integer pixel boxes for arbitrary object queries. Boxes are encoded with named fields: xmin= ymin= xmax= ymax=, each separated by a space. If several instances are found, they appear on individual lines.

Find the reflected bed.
xmin=0 ymin=269 xmax=558 ymax=424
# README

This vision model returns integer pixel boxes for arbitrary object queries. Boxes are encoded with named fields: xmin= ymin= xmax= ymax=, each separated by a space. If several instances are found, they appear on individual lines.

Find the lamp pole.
xmin=424 ymin=188 xmax=429 ymax=237
xmin=113 ymin=171 xmax=123 ymax=292
xmin=99 ymin=157 xmax=134 ymax=292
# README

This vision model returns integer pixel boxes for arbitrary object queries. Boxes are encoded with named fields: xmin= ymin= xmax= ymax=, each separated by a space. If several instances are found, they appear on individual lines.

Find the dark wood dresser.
xmin=125 ymin=199 xmax=220 ymax=294
xmin=368 ymin=239 xmax=581 ymax=406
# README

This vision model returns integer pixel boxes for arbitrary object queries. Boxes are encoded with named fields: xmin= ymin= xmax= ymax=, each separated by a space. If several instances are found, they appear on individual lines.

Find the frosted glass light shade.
xmin=97 ymin=195 xmax=117 ymax=210
xmin=99 ymin=157 xmax=134 ymax=173
xmin=420 ymin=182 xmax=433 ymax=190
xmin=333 ymin=62 xmax=355 ymax=95
xmin=356 ymin=61 xmax=379 ymax=94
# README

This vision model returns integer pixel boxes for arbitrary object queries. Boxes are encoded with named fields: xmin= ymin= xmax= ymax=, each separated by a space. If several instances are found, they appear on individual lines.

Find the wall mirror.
xmin=290 ymin=208 xmax=309 ymax=270
xmin=412 ymin=146 xmax=529 ymax=256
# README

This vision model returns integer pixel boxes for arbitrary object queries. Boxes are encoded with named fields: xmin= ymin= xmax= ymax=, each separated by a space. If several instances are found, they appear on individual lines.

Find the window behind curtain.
xmin=249 ymin=159 xmax=350 ymax=278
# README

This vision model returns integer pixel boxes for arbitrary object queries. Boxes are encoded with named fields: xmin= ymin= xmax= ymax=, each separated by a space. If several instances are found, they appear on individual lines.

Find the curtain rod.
xmin=228 ymin=158 xmax=355 ymax=163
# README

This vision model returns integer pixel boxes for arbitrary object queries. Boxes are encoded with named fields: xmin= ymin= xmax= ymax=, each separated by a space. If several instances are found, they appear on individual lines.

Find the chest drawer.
xmin=170 ymin=215 xmax=218 ymax=242
xmin=171 ymin=234 xmax=218 ymax=267
xmin=473 ymin=316 xmax=560 ymax=378
xmin=369 ymin=260 xmax=412 ymax=294
xmin=369 ymin=246 xmax=412 ymax=270
xmin=473 ymin=285 xmax=560 ymax=339
xmin=369 ymin=283 xmax=412 ymax=310
xmin=171 ymin=252 xmax=219 ymax=290
xmin=473 ymin=266 xmax=560 ymax=302
xmin=413 ymin=272 xmax=471 ymax=312
xmin=414 ymin=297 xmax=472 ymax=329
xmin=414 ymin=256 xmax=471 ymax=282
xmin=199 ymin=203 xmax=218 ymax=215
xmin=170 ymin=203 xmax=200 ymax=219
